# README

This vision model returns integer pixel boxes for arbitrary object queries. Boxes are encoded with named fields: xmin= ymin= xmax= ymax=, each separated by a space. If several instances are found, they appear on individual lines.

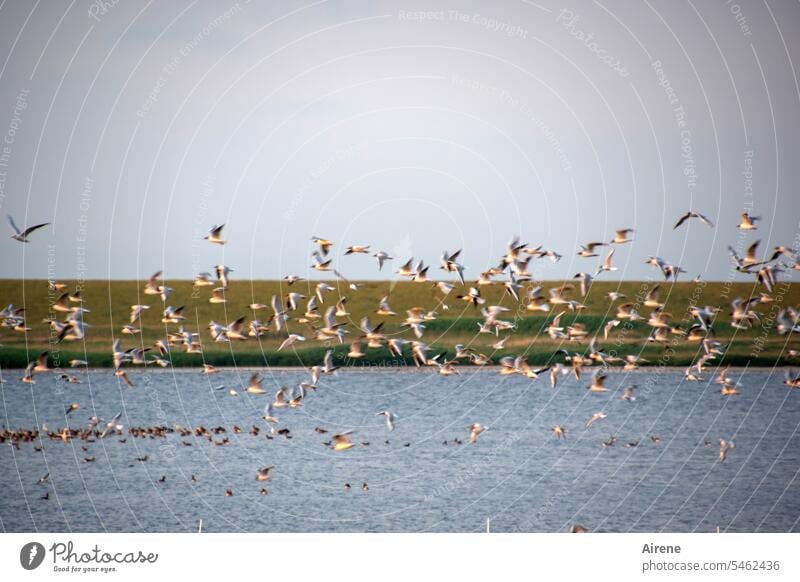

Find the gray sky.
xmin=0 ymin=0 xmax=799 ymax=282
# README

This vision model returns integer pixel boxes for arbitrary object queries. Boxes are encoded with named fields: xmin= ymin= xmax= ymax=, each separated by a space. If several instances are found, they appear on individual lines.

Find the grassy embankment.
xmin=0 ymin=279 xmax=797 ymax=368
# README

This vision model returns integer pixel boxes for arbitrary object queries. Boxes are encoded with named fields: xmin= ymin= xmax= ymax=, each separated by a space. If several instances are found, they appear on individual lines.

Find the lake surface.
xmin=1 ymin=367 xmax=799 ymax=533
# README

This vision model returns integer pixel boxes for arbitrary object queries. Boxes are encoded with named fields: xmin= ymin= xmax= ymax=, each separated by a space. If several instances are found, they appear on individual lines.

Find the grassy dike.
xmin=0 ymin=279 xmax=798 ymax=368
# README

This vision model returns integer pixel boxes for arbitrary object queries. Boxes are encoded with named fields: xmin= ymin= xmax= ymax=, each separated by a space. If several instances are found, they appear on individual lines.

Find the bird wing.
xmin=673 ymin=212 xmax=691 ymax=229
xmin=697 ymin=213 xmax=714 ymax=227
xmin=604 ymin=249 xmax=615 ymax=268
xmin=324 ymin=306 xmax=336 ymax=327
xmin=745 ymin=240 xmax=760 ymax=261
xmin=228 ymin=315 xmax=246 ymax=333
xmin=20 ymin=222 xmax=50 ymax=237
xmin=6 ymin=215 xmax=21 ymax=235
xmin=727 ymin=246 xmax=743 ymax=265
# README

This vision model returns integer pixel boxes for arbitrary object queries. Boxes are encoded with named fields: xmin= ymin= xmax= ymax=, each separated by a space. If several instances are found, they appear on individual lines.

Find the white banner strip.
xmin=0 ymin=533 xmax=797 ymax=581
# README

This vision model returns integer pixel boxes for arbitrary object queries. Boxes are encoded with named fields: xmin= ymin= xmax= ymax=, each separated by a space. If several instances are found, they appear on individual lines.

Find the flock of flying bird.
xmin=3 ymin=210 xmax=800 ymax=520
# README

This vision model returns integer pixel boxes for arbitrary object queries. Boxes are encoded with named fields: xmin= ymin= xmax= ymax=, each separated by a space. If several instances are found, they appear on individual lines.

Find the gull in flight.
xmin=345 ymin=245 xmax=370 ymax=254
xmin=504 ymin=274 xmax=523 ymax=301
xmin=644 ymin=285 xmax=664 ymax=309
xmin=255 ymin=466 xmax=274 ymax=481
xmin=311 ymin=236 xmax=333 ymax=255
xmin=387 ymin=338 xmax=407 ymax=357
xmin=161 ymin=305 xmax=185 ymax=324
xmin=283 ymin=274 xmax=303 ymax=286
xmin=194 ymin=272 xmax=215 ymax=287
xmin=588 ymin=369 xmax=609 ymax=392
xmin=219 ymin=316 xmax=248 ymax=340
xmin=585 ymin=412 xmax=608 ymax=428
xmin=610 ymin=229 xmax=634 ymax=244
xmin=373 ymin=251 xmax=393 ymax=271
xmin=21 ymin=362 xmax=36 ymax=384
xmin=347 ymin=340 xmax=365 ymax=359
xmin=623 ymin=355 xmax=648 ymax=370
xmin=551 ymin=425 xmax=567 ymax=439
xmin=674 ymin=211 xmax=714 ymax=229
xmin=51 ymin=293 xmax=73 ymax=313
xmin=375 ymin=296 xmax=396 ymax=316
xmin=204 ymin=224 xmax=226 ymax=245
xmin=278 ymin=334 xmax=305 ymax=351
xmin=212 ymin=265 xmax=232 ymax=289
xmin=332 ymin=431 xmax=355 ymax=451
xmin=577 ymin=242 xmax=606 ymax=258
xmin=440 ymin=249 xmax=466 ymax=284
xmin=317 ymin=306 xmax=346 ymax=340
xmin=783 ymin=370 xmax=800 ymax=388
xmin=396 ymin=258 xmax=417 ymax=277
xmin=737 ymin=211 xmax=760 ymax=230
xmin=7 ymin=215 xmax=49 ymax=242
xmin=728 ymin=240 xmax=766 ymax=272
xmin=596 ymin=248 xmax=617 ymax=276
xmin=573 ymin=273 xmax=593 ymax=297
xmin=539 ymin=248 xmax=562 ymax=263
xmin=322 ymin=349 xmax=340 ymax=374
xmin=285 ymin=292 xmax=305 ymax=311
xmin=33 ymin=351 xmax=51 ymax=373
xmin=315 ymin=283 xmax=334 ymax=303
xmin=143 ymin=271 xmax=171 ymax=300
xmin=130 ymin=304 xmax=150 ymax=324
xmin=603 ymin=319 xmax=620 ymax=340
xmin=525 ymin=287 xmax=549 ymax=312
xmin=209 ymin=288 xmax=226 ymax=304
xmin=411 ymin=260 xmax=429 ymax=283
xmin=434 ymin=281 xmax=454 ymax=295
xmin=616 ymin=302 xmax=643 ymax=321
xmin=457 ymin=287 xmax=485 ymax=307
xmin=334 ymin=296 xmax=349 ymax=316
xmin=550 ymin=363 xmax=568 ymax=388
xmin=360 ymin=317 xmax=385 ymax=346
xmin=492 ymin=336 xmax=508 ymax=350
xmin=376 ymin=410 xmax=397 ymax=431
xmin=310 ymin=251 xmax=332 ymax=272
xmin=246 ymin=373 xmax=266 ymax=394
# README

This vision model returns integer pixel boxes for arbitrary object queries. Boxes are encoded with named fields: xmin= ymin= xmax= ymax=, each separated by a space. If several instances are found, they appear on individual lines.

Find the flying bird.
xmin=673 ymin=211 xmax=714 ymax=229
xmin=610 ymin=228 xmax=634 ymax=244
xmin=204 ymin=224 xmax=226 ymax=244
xmin=737 ymin=212 xmax=760 ymax=230
xmin=376 ymin=410 xmax=397 ymax=432
xmin=332 ymin=431 xmax=355 ymax=451
xmin=255 ymin=466 xmax=274 ymax=481
xmin=7 ymin=215 xmax=49 ymax=242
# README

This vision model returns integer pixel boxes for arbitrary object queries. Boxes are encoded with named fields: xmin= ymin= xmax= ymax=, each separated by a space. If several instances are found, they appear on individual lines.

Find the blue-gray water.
xmin=1 ymin=368 xmax=799 ymax=533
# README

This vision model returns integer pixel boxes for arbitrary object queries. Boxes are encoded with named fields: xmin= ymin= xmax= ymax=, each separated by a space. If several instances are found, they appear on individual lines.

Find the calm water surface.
xmin=1 ymin=367 xmax=799 ymax=532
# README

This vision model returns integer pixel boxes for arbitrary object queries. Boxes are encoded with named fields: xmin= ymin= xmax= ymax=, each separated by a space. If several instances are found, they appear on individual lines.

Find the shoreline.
xmin=0 ymin=365 xmax=795 ymax=373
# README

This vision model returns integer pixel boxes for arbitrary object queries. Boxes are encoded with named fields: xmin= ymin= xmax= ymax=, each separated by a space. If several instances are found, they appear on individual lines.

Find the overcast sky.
xmin=0 ymin=0 xmax=799 ymax=282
